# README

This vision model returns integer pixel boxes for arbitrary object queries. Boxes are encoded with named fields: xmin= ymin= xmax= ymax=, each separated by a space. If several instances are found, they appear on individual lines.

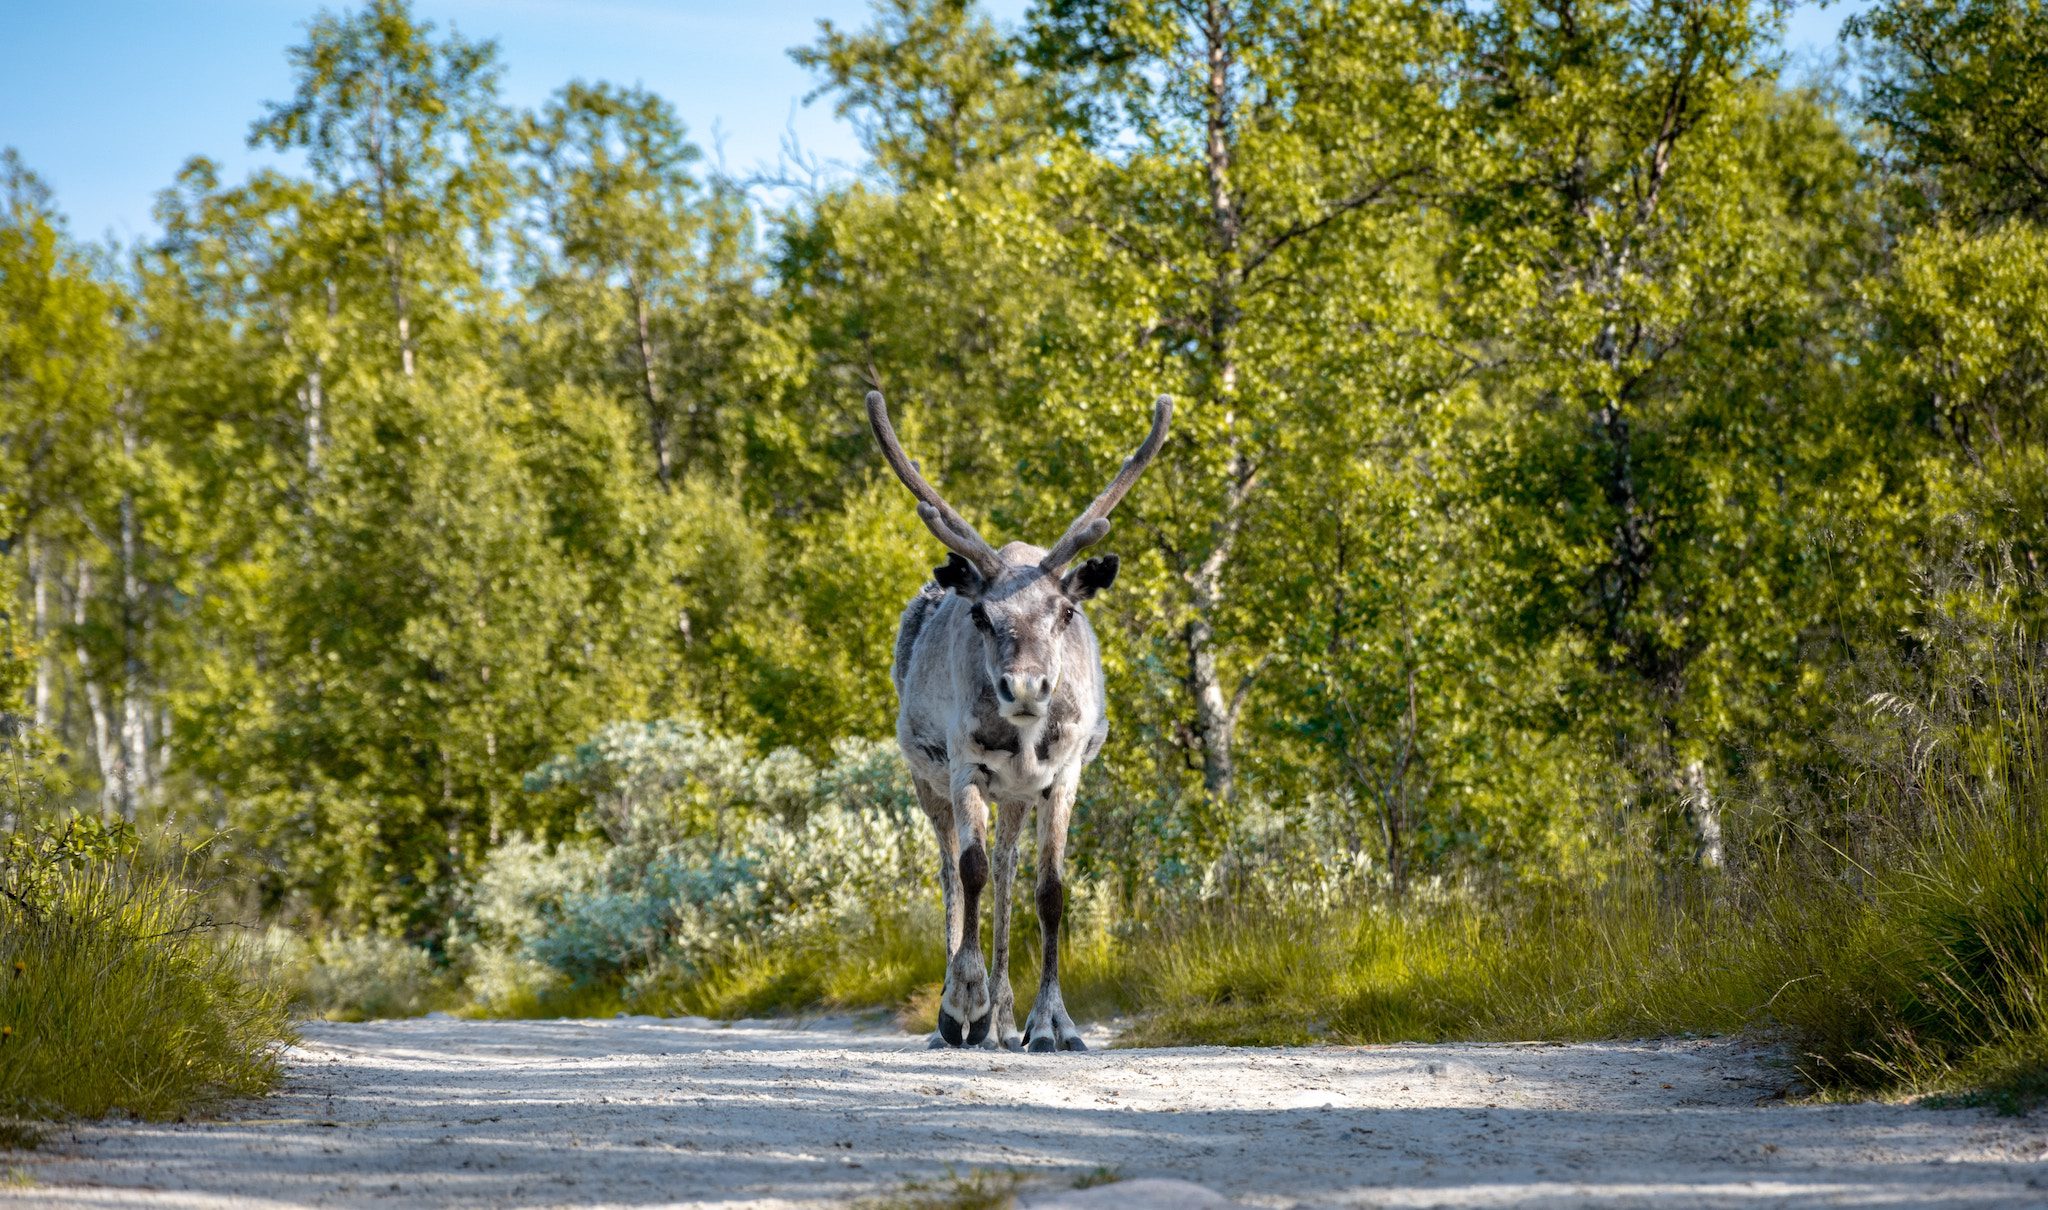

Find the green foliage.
xmin=5 ymin=0 xmax=2048 ymax=1117
xmin=795 ymin=0 xmax=1052 ymax=186
xmin=0 ymin=819 xmax=292 ymax=1120
xmin=1851 ymin=0 xmax=2048 ymax=225
xmin=1121 ymin=580 xmax=2048 ymax=1113
xmin=1862 ymin=222 xmax=2048 ymax=581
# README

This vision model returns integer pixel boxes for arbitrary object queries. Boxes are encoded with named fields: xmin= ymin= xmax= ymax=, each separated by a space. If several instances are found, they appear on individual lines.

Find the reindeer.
xmin=866 ymin=390 xmax=1171 ymax=1052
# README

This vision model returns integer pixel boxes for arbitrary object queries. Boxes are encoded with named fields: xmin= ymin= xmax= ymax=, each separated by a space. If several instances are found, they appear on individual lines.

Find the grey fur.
xmin=868 ymin=391 xmax=1167 ymax=1054
xmin=893 ymin=586 xmax=943 ymax=684
xmin=892 ymin=543 xmax=1108 ymax=801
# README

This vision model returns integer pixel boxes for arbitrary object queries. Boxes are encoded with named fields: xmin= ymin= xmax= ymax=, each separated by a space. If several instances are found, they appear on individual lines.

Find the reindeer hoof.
xmin=1064 ymin=1035 xmax=1088 ymax=1052
xmin=965 ymin=1009 xmax=992 ymax=1047
xmin=938 ymin=1010 xmax=966 ymax=1047
xmin=1028 ymin=1036 xmax=1057 ymax=1054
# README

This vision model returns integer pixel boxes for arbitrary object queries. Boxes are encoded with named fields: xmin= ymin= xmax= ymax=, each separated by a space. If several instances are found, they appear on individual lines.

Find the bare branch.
xmin=1227 ymin=650 xmax=1275 ymax=730
xmin=1241 ymin=172 xmax=1419 ymax=280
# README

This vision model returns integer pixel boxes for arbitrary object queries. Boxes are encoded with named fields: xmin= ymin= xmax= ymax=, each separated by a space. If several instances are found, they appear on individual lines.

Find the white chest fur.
xmin=971 ymin=713 xmax=1053 ymax=796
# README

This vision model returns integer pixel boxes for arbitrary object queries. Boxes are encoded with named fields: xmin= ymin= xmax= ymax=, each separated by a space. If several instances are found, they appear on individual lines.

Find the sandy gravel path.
xmin=7 ymin=1016 xmax=2045 ymax=1208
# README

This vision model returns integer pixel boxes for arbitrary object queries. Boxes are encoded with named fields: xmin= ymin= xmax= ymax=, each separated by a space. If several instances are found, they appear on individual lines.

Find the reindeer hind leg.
xmin=985 ymin=798 xmax=1030 ymax=1051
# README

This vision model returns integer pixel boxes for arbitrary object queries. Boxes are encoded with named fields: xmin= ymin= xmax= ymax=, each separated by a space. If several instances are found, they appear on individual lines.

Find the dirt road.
xmin=8 ymin=1016 xmax=2046 ymax=1208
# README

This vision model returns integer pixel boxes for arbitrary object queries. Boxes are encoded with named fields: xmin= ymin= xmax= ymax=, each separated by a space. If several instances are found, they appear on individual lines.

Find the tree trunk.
xmin=155 ymin=701 xmax=175 ymax=794
xmin=385 ymin=229 xmax=415 ymax=380
xmin=307 ymin=281 xmax=337 ymax=476
xmin=1183 ymin=0 xmax=1248 ymax=804
xmin=72 ymin=560 xmax=124 ymax=818
xmin=367 ymin=87 xmax=416 ymax=380
xmin=1184 ymin=609 xmax=1234 ymax=801
xmin=1682 ymin=759 xmax=1723 ymax=871
xmin=117 ymin=401 xmax=150 ymax=813
xmin=29 ymin=533 xmax=51 ymax=732
xmin=302 ymin=365 xmax=326 ymax=476
xmin=631 ymin=281 xmax=674 ymax=490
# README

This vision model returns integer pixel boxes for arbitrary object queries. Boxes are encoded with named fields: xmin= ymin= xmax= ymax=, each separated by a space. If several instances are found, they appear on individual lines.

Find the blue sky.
xmin=3 ymin=0 xmax=1861 ymax=246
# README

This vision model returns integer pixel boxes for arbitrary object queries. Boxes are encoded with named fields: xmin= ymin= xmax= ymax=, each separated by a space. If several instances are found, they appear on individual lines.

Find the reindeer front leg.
xmin=1024 ymin=774 xmax=1087 ymax=1052
xmin=939 ymin=773 xmax=993 ymax=1047
xmin=986 ymin=799 xmax=1030 ymax=1051
xmin=913 ymin=777 xmax=963 ymax=1049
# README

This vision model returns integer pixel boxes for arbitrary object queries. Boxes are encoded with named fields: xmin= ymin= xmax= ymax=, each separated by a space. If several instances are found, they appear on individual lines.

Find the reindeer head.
xmin=866 ymin=390 xmax=1172 ymax=721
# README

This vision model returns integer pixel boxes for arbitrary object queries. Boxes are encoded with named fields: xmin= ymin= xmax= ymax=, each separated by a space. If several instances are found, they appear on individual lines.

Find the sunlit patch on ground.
xmin=9 ymin=1017 xmax=2046 ymax=1208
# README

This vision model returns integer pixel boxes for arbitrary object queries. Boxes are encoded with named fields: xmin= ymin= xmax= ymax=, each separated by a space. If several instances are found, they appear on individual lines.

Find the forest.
xmin=2 ymin=0 xmax=2045 ymax=1119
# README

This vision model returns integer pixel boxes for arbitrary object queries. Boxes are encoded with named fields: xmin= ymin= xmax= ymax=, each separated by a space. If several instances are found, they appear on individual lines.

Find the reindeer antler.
xmin=1041 ymin=394 xmax=1173 ymax=571
xmin=866 ymin=391 xmax=1007 ymax=578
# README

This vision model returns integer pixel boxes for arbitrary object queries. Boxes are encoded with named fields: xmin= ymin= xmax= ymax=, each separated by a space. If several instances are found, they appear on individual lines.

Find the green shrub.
xmin=0 ymin=818 xmax=293 ymax=1120
xmin=256 ymin=929 xmax=459 ymax=1021
xmin=450 ymin=799 xmax=935 ymax=1014
xmin=451 ymin=731 xmax=940 ymax=1016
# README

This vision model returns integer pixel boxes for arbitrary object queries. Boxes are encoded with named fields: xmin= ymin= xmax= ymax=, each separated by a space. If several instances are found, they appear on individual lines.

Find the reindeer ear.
xmin=933 ymin=553 xmax=986 ymax=596
xmin=1063 ymin=554 xmax=1119 ymax=599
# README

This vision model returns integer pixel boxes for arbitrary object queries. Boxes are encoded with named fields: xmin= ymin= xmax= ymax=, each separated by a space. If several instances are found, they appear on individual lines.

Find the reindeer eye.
xmin=1059 ymin=602 xmax=1076 ymax=628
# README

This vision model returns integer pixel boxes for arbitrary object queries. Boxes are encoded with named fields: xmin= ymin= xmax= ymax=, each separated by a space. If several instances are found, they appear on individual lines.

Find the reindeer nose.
xmin=999 ymin=674 xmax=1051 ymax=705
xmin=999 ymin=675 xmax=1048 ymax=704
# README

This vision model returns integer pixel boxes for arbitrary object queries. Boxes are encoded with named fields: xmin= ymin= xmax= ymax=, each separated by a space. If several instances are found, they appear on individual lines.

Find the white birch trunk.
xmin=117 ymin=403 xmax=149 ymax=815
xmin=1683 ymin=759 xmax=1723 ymax=870
xmin=29 ymin=533 xmax=51 ymax=731
xmin=72 ymin=560 xmax=124 ymax=817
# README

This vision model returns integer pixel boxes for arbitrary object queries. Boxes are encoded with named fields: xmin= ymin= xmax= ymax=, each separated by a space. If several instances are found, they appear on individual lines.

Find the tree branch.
xmin=1241 ymin=173 xmax=1418 ymax=280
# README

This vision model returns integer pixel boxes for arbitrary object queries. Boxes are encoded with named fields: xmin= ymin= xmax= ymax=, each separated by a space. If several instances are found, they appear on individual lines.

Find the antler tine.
xmin=1041 ymin=394 xmax=1173 ymax=571
xmin=865 ymin=391 xmax=1005 ymax=576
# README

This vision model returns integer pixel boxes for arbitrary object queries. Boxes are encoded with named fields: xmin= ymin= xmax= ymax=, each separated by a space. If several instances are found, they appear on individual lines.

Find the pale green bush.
xmin=252 ymin=927 xmax=454 ymax=1020
xmin=524 ymin=718 xmax=761 ymax=844
xmin=459 ymin=726 xmax=932 ymax=1010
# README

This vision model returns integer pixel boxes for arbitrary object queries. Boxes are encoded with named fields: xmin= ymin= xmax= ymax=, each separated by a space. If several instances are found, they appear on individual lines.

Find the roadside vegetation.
xmin=0 ymin=559 xmax=289 ymax=1125
xmin=4 ymin=0 xmax=2046 ymax=1123
xmin=1125 ymin=587 xmax=2048 ymax=1115
xmin=254 ymin=571 xmax=2044 ymax=1113
xmin=0 ymin=817 xmax=292 ymax=1121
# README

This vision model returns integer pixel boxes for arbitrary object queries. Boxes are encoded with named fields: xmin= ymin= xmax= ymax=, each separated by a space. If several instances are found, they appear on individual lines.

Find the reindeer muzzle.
xmin=998 ymin=671 xmax=1054 ymax=716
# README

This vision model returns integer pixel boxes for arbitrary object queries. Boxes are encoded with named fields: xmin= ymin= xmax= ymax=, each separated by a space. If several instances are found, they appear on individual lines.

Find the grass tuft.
xmin=0 ymin=821 xmax=294 ymax=1121
xmin=1071 ymin=1166 xmax=1122 ymax=1188
xmin=860 ymin=1167 xmax=1028 ymax=1210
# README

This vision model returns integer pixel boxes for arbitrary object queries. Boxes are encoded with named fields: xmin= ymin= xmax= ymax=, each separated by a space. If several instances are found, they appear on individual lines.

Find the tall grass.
xmin=1106 ymin=813 xmax=2040 ymax=1113
xmin=1769 ymin=615 xmax=2048 ymax=1111
xmin=0 ymin=820 xmax=293 ymax=1120
xmin=1115 ymin=595 xmax=2048 ymax=1112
